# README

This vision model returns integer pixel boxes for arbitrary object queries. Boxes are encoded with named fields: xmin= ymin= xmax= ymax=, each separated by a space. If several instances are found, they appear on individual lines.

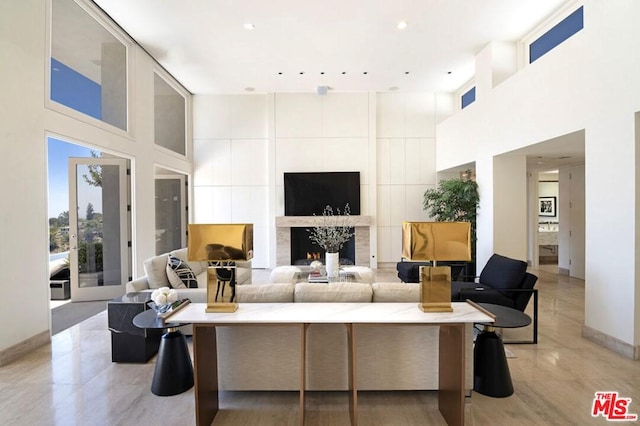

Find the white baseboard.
xmin=0 ymin=331 xmax=50 ymax=367
xmin=582 ymin=325 xmax=639 ymax=360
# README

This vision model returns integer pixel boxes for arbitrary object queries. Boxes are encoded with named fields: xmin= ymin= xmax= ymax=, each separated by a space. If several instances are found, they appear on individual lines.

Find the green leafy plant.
xmin=307 ymin=204 xmax=355 ymax=253
xmin=423 ymin=170 xmax=479 ymax=261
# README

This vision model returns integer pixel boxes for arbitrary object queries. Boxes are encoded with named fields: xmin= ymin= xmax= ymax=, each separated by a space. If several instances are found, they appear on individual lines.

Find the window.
xmin=461 ymin=87 xmax=476 ymax=109
xmin=529 ymin=6 xmax=584 ymax=63
xmin=154 ymin=73 xmax=187 ymax=155
xmin=50 ymin=0 xmax=128 ymax=130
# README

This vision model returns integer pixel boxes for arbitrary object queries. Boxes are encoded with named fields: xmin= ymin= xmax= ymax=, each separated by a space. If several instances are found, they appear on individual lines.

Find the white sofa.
xmin=213 ymin=281 xmax=474 ymax=392
xmin=125 ymin=248 xmax=252 ymax=301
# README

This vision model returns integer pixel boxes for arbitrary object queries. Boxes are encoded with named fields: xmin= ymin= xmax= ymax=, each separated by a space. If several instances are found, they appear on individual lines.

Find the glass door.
xmin=68 ymin=158 xmax=129 ymax=301
xmin=155 ymin=175 xmax=187 ymax=254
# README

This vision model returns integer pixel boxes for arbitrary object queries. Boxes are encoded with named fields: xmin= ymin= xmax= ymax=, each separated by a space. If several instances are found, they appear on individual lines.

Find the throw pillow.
xmin=166 ymin=254 xmax=198 ymax=289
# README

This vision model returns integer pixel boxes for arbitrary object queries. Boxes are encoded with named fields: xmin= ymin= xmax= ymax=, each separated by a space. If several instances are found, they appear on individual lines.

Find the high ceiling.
xmin=93 ymin=0 xmax=569 ymax=95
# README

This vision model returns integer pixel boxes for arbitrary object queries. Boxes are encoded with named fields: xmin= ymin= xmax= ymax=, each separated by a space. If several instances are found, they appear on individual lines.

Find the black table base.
xmin=151 ymin=330 xmax=194 ymax=396
xmin=473 ymin=329 xmax=513 ymax=397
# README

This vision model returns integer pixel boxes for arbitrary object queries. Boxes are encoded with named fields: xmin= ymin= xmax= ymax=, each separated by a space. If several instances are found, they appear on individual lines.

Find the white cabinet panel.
xmin=231 ymin=139 xmax=268 ymax=185
xmin=389 ymin=139 xmax=406 ymax=184
xmin=377 ymin=138 xmax=391 ymax=185
xmin=321 ymin=138 xmax=368 ymax=172
xmin=275 ymin=94 xmax=322 ymax=138
xmin=405 ymin=93 xmax=435 ymax=137
xmin=376 ymin=226 xmax=392 ymax=262
xmin=360 ymin=184 xmax=370 ymax=215
xmin=390 ymin=185 xmax=406 ymax=225
xmin=405 ymin=185 xmax=428 ymax=222
xmin=275 ymin=138 xmax=320 ymax=176
xmin=210 ymin=187 xmax=232 ymax=222
xmin=377 ymin=93 xmax=405 ymax=138
xmin=390 ymin=225 xmax=403 ymax=262
xmin=231 ymin=95 xmax=268 ymax=139
xmin=193 ymin=186 xmax=214 ymax=223
xmin=421 ymin=138 xmax=437 ymax=184
xmin=210 ymin=139 xmax=232 ymax=185
xmin=193 ymin=95 xmax=231 ymax=139
xmin=321 ymin=93 xmax=369 ymax=137
xmin=405 ymin=138 xmax=423 ymax=184
xmin=193 ymin=139 xmax=215 ymax=186
xmin=376 ymin=185 xmax=391 ymax=226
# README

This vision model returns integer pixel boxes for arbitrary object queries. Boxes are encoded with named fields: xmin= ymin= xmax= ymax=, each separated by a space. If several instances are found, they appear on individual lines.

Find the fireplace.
xmin=290 ymin=228 xmax=355 ymax=265
xmin=276 ymin=216 xmax=371 ymax=267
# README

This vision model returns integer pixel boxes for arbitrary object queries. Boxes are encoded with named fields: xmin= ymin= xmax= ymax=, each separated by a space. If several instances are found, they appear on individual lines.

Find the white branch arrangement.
xmin=307 ymin=204 xmax=355 ymax=253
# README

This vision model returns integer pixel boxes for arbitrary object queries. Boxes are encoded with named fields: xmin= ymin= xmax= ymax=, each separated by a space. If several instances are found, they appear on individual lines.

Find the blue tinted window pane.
xmin=530 ymin=6 xmax=584 ymax=63
xmin=461 ymin=87 xmax=476 ymax=109
xmin=50 ymin=58 xmax=102 ymax=120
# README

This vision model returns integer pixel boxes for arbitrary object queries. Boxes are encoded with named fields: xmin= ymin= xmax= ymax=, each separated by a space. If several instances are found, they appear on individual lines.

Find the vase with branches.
xmin=307 ymin=204 xmax=355 ymax=253
xmin=307 ymin=204 xmax=355 ymax=277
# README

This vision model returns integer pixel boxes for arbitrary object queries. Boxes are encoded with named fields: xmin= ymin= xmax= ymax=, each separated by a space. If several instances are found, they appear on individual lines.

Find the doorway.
xmin=47 ymin=137 xmax=131 ymax=332
xmin=155 ymin=171 xmax=187 ymax=255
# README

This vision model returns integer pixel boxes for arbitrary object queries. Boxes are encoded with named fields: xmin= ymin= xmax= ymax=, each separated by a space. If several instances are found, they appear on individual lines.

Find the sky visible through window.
xmin=47 ymin=137 xmax=100 ymax=219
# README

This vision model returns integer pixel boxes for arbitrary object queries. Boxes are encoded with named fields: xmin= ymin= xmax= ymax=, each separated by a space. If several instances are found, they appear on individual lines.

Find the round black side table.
xmin=473 ymin=303 xmax=531 ymax=398
xmin=133 ymin=309 xmax=194 ymax=396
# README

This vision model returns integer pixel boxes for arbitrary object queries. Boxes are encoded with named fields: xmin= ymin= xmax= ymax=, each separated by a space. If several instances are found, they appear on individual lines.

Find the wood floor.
xmin=2 ymin=266 xmax=639 ymax=425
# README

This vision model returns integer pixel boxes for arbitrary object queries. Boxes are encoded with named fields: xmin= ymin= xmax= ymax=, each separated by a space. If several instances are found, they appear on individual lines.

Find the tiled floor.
xmin=1 ymin=266 xmax=639 ymax=425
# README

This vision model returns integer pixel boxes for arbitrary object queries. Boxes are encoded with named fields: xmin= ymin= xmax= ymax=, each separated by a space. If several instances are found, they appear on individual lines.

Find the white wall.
xmin=192 ymin=94 xmax=270 ymax=267
xmin=436 ymin=0 xmax=640 ymax=351
xmin=0 ymin=1 xmax=192 ymax=357
xmin=193 ymin=92 xmax=440 ymax=268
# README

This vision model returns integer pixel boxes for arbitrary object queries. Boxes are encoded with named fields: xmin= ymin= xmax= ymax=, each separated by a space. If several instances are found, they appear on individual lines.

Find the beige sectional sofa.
xmin=214 ymin=281 xmax=474 ymax=392
xmin=125 ymin=252 xmax=473 ymax=392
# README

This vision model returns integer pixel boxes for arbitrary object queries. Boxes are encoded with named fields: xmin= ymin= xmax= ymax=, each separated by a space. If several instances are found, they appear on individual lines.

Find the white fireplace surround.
xmin=276 ymin=216 xmax=372 ymax=267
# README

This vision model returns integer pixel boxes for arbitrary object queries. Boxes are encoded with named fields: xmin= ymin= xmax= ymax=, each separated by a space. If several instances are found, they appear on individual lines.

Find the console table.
xmin=169 ymin=302 xmax=493 ymax=426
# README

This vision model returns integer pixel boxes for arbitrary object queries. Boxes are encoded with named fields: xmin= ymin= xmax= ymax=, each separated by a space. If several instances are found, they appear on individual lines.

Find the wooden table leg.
xmin=345 ymin=323 xmax=358 ymax=426
xmin=193 ymin=325 xmax=219 ymax=426
xmin=438 ymin=324 xmax=465 ymax=426
xmin=301 ymin=324 xmax=308 ymax=426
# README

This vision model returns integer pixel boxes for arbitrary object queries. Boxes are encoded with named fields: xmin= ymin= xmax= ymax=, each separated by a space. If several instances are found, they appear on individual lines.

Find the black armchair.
xmin=397 ymin=260 xmax=470 ymax=283
xmin=451 ymin=254 xmax=538 ymax=344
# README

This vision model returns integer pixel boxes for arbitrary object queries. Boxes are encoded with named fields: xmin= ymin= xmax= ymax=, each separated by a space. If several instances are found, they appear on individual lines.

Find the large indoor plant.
xmin=307 ymin=204 xmax=355 ymax=277
xmin=423 ymin=170 xmax=479 ymax=275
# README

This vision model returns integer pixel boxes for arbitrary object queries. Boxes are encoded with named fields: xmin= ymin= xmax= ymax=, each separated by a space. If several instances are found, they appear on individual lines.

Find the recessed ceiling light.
xmin=243 ymin=23 xmax=255 ymax=30
xmin=397 ymin=21 xmax=408 ymax=30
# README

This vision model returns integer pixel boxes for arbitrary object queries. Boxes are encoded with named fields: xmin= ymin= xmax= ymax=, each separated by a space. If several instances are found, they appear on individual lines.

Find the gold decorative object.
xmin=402 ymin=222 xmax=471 ymax=312
xmin=188 ymin=224 xmax=254 ymax=313
xmin=402 ymin=222 xmax=471 ymax=262
xmin=419 ymin=266 xmax=453 ymax=312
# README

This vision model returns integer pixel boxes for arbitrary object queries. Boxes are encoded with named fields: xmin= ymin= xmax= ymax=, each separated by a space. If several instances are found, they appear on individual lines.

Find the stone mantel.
xmin=275 ymin=216 xmax=372 ymax=267
xmin=276 ymin=215 xmax=372 ymax=228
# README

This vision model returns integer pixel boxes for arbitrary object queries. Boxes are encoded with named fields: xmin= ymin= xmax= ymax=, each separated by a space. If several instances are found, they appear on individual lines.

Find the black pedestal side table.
xmin=133 ymin=309 xmax=194 ymax=396
xmin=108 ymin=293 xmax=162 ymax=363
xmin=473 ymin=303 xmax=531 ymax=398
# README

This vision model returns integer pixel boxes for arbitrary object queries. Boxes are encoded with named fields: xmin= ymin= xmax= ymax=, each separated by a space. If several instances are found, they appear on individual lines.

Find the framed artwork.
xmin=538 ymin=196 xmax=556 ymax=217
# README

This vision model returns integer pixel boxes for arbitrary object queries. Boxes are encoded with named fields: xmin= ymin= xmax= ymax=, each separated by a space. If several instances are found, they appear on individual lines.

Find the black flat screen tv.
xmin=284 ymin=172 xmax=360 ymax=216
